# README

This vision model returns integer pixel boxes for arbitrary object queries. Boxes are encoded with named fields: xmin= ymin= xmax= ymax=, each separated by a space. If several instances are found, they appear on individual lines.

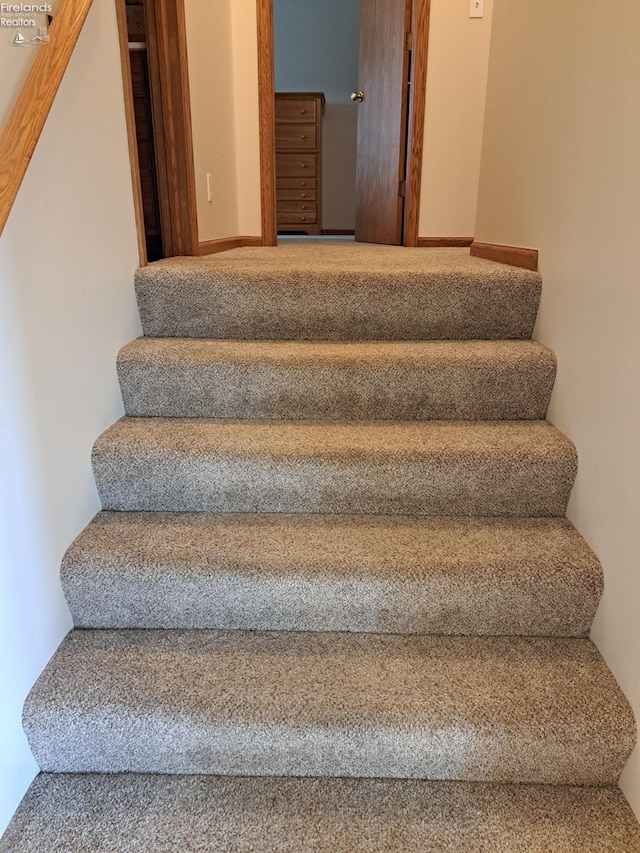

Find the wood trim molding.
xmin=199 ymin=236 xmax=263 ymax=256
xmin=145 ymin=0 xmax=199 ymax=257
xmin=256 ymin=0 xmax=277 ymax=246
xmin=403 ymin=0 xmax=430 ymax=247
xmin=470 ymin=241 xmax=539 ymax=271
xmin=0 ymin=0 xmax=94 ymax=236
xmin=417 ymin=237 xmax=473 ymax=248
xmin=114 ymin=0 xmax=147 ymax=266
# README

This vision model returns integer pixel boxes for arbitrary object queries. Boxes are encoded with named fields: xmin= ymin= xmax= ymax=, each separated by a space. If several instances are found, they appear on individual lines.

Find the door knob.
xmin=351 ymin=91 xmax=365 ymax=102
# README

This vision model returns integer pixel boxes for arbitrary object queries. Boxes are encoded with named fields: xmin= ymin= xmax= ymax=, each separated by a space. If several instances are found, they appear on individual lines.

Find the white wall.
xmin=184 ymin=0 xmax=262 ymax=243
xmin=184 ymin=0 xmax=239 ymax=242
xmin=273 ymin=0 xmax=359 ymax=231
xmin=230 ymin=0 xmax=262 ymax=237
xmin=475 ymin=0 xmax=640 ymax=818
xmin=418 ymin=0 xmax=493 ymax=239
xmin=0 ymin=0 xmax=140 ymax=834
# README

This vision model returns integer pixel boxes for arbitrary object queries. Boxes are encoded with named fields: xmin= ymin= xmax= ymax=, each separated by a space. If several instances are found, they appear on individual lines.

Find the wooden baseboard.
xmin=470 ymin=241 xmax=538 ymax=271
xmin=321 ymin=229 xmax=355 ymax=236
xmin=199 ymin=236 xmax=263 ymax=256
xmin=417 ymin=237 xmax=474 ymax=248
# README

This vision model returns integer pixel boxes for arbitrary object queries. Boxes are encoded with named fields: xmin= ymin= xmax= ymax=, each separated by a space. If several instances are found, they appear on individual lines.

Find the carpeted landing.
xmin=2 ymin=244 xmax=638 ymax=851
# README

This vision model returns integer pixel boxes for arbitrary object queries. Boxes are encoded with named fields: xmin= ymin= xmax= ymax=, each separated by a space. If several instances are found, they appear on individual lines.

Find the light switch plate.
xmin=470 ymin=0 xmax=484 ymax=17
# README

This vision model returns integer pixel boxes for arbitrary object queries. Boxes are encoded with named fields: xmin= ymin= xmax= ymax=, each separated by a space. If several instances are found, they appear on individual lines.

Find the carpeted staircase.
xmin=2 ymin=244 xmax=639 ymax=851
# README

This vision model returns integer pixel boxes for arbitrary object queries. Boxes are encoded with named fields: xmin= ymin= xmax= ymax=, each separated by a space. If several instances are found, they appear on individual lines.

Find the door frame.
xmin=256 ymin=0 xmax=430 ymax=247
xmin=115 ymin=0 xmax=199 ymax=263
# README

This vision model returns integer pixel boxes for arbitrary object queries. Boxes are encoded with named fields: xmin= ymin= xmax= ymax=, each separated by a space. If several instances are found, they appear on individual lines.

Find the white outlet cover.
xmin=470 ymin=0 xmax=484 ymax=17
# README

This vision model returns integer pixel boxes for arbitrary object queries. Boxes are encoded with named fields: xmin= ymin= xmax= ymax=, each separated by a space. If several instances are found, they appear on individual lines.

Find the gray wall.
xmin=274 ymin=0 xmax=359 ymax=230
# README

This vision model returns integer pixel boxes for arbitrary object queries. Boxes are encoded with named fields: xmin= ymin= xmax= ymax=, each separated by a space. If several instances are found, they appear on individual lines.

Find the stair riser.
xmin=62 ymin=513 xmax=602 ymax=635
xmin=92 ymin=451 xmax=576 ymax=516
xmin=24 ymin=722 xmax=628 ymax=785
xmin=5 ymin=774 xmax=640 ymax=853
xmin=117 ymin=357 xmax=555 ymax=421
xmin=135 ymin=271 xmax=541 ymax=341
xmin=63 ymin=568 xmax=598 ymax=636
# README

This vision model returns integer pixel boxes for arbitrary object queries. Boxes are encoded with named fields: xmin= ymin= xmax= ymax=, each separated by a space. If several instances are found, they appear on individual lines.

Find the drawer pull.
xmin=301 ymin=193 xmax=307 ymax=198
xmin=300 ymin=109 xmax=306 ymax=114
xmin=301 ymin=181 xmax=307 ymax=186
xmin=300 ymin=163 xmax=306 ymax=168
xmin=301 ymin=134 xmax=307 ymax=139
xmin=301 ymin=205 xmax=307 ymax=209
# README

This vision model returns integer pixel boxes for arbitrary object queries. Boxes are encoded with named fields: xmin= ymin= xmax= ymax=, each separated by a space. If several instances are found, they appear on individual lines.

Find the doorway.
xmin=124 ymin=0 xmax=164 ymax=260
xmin=273 ymin=0 xmax=359 ymax=237
xmin=257 ymin=0 xmax=429 ymax=247
xmin=116 ymin=0 xmax=199 ymax=263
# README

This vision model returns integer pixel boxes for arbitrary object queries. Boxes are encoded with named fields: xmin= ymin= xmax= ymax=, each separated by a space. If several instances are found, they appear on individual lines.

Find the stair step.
xmin=62 ymin=512 xmax=602 ymax=635
xmin=134 ymin=247 xmax=542 ymax=340
xmin=117 ymin=338 xmax=556 ymax=420
xmin=4 ymin=774 xmax=640 ymax=853
xmin=92 ymin=418 xmax=577 ymax=515
xmin=23 ymin=630 xmax=635 ymax=783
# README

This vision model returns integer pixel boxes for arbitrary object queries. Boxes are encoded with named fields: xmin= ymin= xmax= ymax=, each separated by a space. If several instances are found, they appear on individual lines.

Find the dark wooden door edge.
xmin=321 ymin=229 xmax=356 ymax=236
xmin=257 ymin=0 xmax=277 ymax=246
xmin=470 ymin=241 xmax=539 ymax=271
xmin=114 ymin=0 xmax=147 ymax=266
xmin=145 ymin=0 xmax=199 ymax=257
xmin=199 ymin=236 xmax=263 ymax=256
xmin=417 ymin=237 xmax=473 ymax=248
xmin=402 ymin=0 xmax=430 ymax=247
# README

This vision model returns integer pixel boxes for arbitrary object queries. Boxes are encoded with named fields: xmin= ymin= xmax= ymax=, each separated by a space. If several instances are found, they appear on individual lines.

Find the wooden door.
xmin=354 ymin=0 xmax=412 ymax=245
xmin=129 ymin=49 xmax=164 ymax=261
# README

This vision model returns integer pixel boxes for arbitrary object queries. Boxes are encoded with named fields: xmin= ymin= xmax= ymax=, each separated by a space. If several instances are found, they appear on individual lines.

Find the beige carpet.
xmin=3 ymin=775 xmax=639 ymax=853
xmin=135 ymin=246 xmax=542 ymax=340
xmin=3 ymin=245 xmax=638 ymax=850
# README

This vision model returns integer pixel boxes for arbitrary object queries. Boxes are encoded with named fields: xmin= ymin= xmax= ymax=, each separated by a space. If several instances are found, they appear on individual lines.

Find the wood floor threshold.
xmin=199 ymin=237 xmax=264 ymax=256
xmin=470 ymin=241 xmax=539 ymax=271
xmin=418 ymin=237 xmax=474 ymax=248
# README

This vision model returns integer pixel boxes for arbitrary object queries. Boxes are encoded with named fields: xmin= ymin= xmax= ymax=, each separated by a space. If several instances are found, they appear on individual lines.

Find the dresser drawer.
xmin=276 ymin=177 xmax=316 ymax=191
xmin=275 ymin=98 xmax=317 ymax=123
xmin=277 ymin=188 xmax=317 ymax=201
xmin=277 ymin=200 xmax=317 ymax=215
xmin=277 ymin=210 xmax=318 ymax=225
xmin=276 ymin=153 xmax=317 ymax=177
xmin=275 ymin=124 xmax=316 ymax=150
xmin=275 ymin=93 xmax=323 ymax=233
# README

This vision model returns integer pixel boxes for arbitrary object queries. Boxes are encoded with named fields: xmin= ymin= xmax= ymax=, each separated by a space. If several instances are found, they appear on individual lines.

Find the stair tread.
xmin=95 ymin=416 xmax=574 ymax=456
xmin=24 ymin=629 xmax=635 ymax=783
xmin=119 ymin=337 xmax=554 ymax=364
xmin=3 ymin=774 xmax=640 ymax=853
xmin=118 ymin=338 xmax=556 ymax=420
xmin=135 ymin=247 xmax=541 ymax=340
xmin=62 ymin=512 xmax=602 ymax=635
xmin=92 ymin=417 xmax=577 ymax=516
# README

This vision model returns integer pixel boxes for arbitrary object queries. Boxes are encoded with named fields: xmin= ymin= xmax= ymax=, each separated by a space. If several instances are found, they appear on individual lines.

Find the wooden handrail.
xmin=0 ymin=0 xmax=93 ymax=236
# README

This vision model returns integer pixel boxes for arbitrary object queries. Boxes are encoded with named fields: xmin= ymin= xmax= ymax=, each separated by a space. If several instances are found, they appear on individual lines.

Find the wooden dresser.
xmin=275 ymin=92 xmax=325 ymax=235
